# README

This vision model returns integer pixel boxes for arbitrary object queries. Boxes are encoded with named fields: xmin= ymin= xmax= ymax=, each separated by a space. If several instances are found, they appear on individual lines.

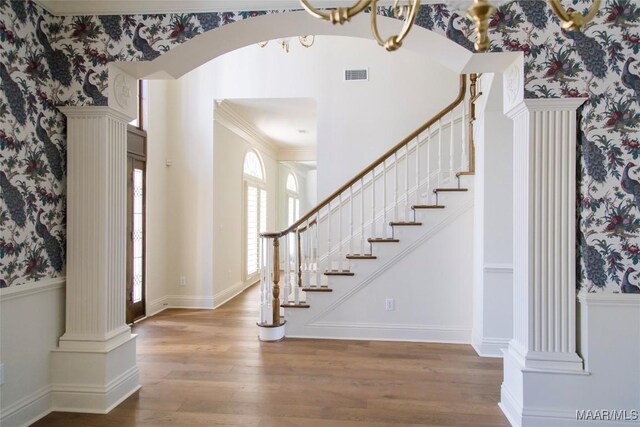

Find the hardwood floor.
xmin=35 ymin=285 xmax=509 ymax=426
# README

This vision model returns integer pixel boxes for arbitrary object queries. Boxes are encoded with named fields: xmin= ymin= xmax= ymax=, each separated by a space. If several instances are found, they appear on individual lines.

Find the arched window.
xmin=286 ymin=173 xmax=298 ymax=192
xmin=243 ymin=150 xmax=267 ymax=280
xmin=286 ymin=172 xmax=300 ymax=226
xmin=243 ymin=150 xmax=264 ymax=180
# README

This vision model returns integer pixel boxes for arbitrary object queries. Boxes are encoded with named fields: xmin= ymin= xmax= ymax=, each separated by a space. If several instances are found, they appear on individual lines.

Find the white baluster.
xmin=303 ymin=226 xmax=310 ymax=291
xmin=338 ymin=193 xmax=343 ymax=271
xmin=416 ymin=136 xmax=421 ymax=206
xmin=449 ymin=110 xmax=455 ymax=182
xmin=294 ymin=232 xmax=300 ymax=303
xmin=349 ymin=186 xmax=354 ymax=258
xmin=438 ymin=120 xmax=442 ymax=188
xmin=426 ymin=130 xmax=432 ymax=199
xmin=371 ymin=169 xmax=376 ymax=240
xmin=283 ymin=233 xmax=290 ymax=305
xmin=394 ymin=152 xmax=398 ymax=222
xmin=404 ymin=146 xmax=409 ymax=221
xmin=315 ymin=215 xmax=321 ymax=287
xmin=461 ymin=101 xmax=467 ymax=171
xmin=327 ymin=200 xmax=332 ymax=272
xmin=382 ymin=161 xmax=387 ymax=238
xmin=360 ymin=178 xmax=365 ymax=255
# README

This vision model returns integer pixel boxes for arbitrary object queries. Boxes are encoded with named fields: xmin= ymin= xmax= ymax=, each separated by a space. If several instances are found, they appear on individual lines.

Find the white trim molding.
xmin=214 ymin=101 xmax=279 ymax=159
xmin=34 ymin=0 xmax=400 ymax=16
xmin=288 ymin=322 xmax=471 ymax=343
xmin=0 ymin=277 xmax=65 ymax=302
xmin=483 ymin=264 xmax=513 ymax=274
xmin=0 ymin=385 xmax=52 ymax=427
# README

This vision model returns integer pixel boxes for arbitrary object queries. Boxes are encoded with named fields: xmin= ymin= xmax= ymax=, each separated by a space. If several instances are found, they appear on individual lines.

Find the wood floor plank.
xmin=34 ymin=285 xmax=509 ymax=426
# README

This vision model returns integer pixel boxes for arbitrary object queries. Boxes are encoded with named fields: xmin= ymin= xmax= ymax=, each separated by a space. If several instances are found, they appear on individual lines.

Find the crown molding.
xmin=34 ymin=0 xmax=399 ymax=16
xmin=278 ymin=146 xmax=316 ymax=161
xmin=214 ymin=101 xmax=279 ymax=159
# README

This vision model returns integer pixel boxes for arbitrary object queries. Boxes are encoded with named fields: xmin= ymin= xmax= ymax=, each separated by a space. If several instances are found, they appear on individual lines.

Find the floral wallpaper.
xmin=0 ymin=1 xmax=638 ymax=293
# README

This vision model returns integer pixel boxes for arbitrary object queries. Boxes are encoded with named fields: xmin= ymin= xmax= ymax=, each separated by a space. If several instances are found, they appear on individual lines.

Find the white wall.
xmin=187 ymin=35 xmax=458 ymax=199
xmin=472 ymin=74 xmax=514 ymax=357
xmin=146 ymin=80 xmax=171 ymax=315
xmin=212 ymin=120 xmax=278 ymax=304
xmin=0 ymin=280 xmax=65 ymax=426
xmin=146 ymin=35 xmax=459 ymax=310
xmin=285 ymin=185 xmax=475 ymax=342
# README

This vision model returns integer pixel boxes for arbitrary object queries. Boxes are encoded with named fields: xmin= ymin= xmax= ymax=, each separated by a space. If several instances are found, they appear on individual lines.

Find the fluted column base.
xmin=50 ymin=334 xmax=139 ymax=413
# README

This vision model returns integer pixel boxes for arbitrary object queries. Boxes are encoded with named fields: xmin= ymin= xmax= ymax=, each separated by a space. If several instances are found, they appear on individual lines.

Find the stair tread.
xmin=368 ymin=238 xmax=400 ymax=243
xmin=280 ymin=302 xmax=310 ymax=308
xmin=302 ymin=287 xmax=333 ymax=292
xmin=346 ymin=254 xmax=377 ymax=259
xmin=412 ymin=204 xmax=445 ymax=209
xmin=433 ymin=188 xmax=468 ymax=192
xmin=389 ymin=221 xmax=422 ymax=226
xmin=324 ymin=270 xmax=355 ymax=276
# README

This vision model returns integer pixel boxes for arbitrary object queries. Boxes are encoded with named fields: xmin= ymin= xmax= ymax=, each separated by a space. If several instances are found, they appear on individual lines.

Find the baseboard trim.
xmin=164 ymin=295 xmax=215 ymax=309
xmin=213 ymin=281 xmax=256 ymax=309
xmin=472 ymin=336 xmax=510 ymax=358
xmin=51 ymin=366 xmax=141 ymax=414
xmin=146 ymin=282 xmax=258 ymax=318
xmin=288 ymin=322 xmax=471 ymax=343
xmin=0 ymin=385 xmax=52 ymax=427
xmin=147 ymin=296 xmax=169 ymax=317
xmin=499 ymin=384 xmax=523 ymax=427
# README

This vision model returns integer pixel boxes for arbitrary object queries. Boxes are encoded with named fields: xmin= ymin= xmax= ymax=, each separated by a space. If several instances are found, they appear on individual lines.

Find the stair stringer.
xmin=285 ymin=186 xmax=474 ymax=342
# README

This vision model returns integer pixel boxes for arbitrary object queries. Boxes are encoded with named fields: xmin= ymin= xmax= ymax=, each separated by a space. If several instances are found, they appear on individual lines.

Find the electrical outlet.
xmin=385 ymin=298 xmax=395 ymax=311
xmin=179 ymin=276 xmax=187 ymax=286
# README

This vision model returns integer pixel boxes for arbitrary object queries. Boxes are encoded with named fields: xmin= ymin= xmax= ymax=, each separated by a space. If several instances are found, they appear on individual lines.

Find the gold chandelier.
xmin=258 ymin=35 xmax=315 ymax=52
xmin=299 ymin=0 xmax=602 ymax=53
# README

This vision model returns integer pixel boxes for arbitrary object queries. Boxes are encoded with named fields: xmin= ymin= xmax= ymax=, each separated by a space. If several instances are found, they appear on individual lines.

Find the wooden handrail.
xmin=261 ymin=74 xmax=467 ymax=239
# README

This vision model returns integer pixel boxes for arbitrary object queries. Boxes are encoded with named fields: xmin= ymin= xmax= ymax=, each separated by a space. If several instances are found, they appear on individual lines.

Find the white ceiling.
xmin=35 ymin=0 xmax=403 ymax=16
xmin=226 ymin=98 xmax=317 ymax=149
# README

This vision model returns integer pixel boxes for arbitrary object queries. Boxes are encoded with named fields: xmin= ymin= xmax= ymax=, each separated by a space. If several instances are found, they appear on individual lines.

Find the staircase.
xmin=257 ymin=75 xmax=478 ymax=341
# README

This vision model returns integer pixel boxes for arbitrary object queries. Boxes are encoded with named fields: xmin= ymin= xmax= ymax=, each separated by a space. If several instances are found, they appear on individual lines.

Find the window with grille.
xmin=244 ymin=150 xmax=267 ymax=279
xmin=286 ymin=173 xmax=299 ymax=226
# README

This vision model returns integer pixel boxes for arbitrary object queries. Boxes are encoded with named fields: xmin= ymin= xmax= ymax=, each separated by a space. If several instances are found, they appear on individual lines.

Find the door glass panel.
xmin=133 ymin=168 xmax=144 ymax=303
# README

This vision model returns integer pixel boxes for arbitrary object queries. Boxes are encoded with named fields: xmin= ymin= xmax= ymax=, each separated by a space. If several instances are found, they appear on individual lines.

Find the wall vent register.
xmin=344 ymin=69 xmax=368 ymax=81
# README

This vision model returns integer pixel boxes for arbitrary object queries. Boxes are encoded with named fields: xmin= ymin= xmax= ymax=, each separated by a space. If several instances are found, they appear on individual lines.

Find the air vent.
xmin=344 ymin=69 xmax=368 ymax=81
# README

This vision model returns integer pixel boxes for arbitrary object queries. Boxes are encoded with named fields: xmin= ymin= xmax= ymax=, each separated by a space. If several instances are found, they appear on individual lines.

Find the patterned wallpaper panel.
xmin=0 ymin=1 xmax=639 ymax=293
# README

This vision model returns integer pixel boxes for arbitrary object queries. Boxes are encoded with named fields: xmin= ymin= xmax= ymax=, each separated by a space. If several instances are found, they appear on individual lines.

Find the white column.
xmin=500 ymin=98 xmax=587 ymax=424
xmin=50 ymin=106 xmax=140 ymax=413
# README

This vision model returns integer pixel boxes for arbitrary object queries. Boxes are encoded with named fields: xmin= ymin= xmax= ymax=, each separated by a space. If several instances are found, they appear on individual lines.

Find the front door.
xmin=126 ymin=126 xmax=146 ymax=323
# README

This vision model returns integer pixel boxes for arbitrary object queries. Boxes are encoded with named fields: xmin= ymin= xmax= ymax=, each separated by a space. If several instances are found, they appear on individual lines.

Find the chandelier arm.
xmin=370 ymin=0 xmax=420 ymax=51
xmin=299 ymin=0 xmax=372 ymax=24
xmin=299 ymin=35 xmax=315 ymax=47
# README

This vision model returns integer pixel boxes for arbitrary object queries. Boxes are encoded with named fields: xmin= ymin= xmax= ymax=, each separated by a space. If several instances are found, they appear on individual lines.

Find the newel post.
xmin=257 ymin=233 xmax=286 ymax=341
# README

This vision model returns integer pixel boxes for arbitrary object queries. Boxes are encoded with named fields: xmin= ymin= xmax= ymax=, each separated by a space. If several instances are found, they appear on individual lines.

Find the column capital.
xmin=58 ymin=105 xmax=133 ymax=123
xmin=505 ymin=97 xmax=588 ymax=119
